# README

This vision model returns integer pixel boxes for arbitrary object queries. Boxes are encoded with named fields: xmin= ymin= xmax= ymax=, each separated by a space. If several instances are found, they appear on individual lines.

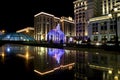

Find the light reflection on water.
xmin=47 ymin=48 xmax=65 ymax=64
xmin=34 ymin=47 xmax=75 ymax=74
xmin=0 ymin=44 xmax=120 ymax=80
xmin=0 ymin=44 xmax=75 ymax=74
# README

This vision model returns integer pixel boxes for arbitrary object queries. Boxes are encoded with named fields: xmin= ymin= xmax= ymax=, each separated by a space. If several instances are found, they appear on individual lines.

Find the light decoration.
xmin=47 ymin=24 xmax=65 ymax=43
xmin=114 ymin=75 xmax=118 ymax=80
xmin=108 ymin=70 xmax=112 ymax=74
xmin=69 ymin=37 xmax=73 ymax=42
xmin=26 ymin=30 xmax=29 ymax=33
xmin=48 ymin=48 xmax=64 ymax=64
xmin=7 ymin=47 xmax=10 ymax=52
xmin=118 ymin=70 xmax=120 ymax=74
xmin=2 ymin=33 xmax=35 ymax=41
xmin=1 ymin=53 xmax=5 ymax=57
xmin=2 ymin=30 xmax=5 ymax=33
xmin=34 ymin=63 xmax=75 ymax=75
xmin=25 ymin=52 xmax=29 ymax=59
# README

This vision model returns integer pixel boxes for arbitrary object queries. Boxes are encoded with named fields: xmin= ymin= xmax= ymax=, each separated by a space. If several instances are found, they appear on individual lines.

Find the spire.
xmin=56 ymin=23 xmax=60 ymax=30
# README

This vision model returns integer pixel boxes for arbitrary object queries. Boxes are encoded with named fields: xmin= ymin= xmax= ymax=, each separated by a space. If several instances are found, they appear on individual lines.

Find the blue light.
xmin=7 ymin=47 xmax=10 ymax=52
xmin=47 ymin=24 xmax=65 ymax=43
xmin=48 ymin=48 xmax=65 ymax=64
xmin=2 ymin=33 xmax=35 ymax=41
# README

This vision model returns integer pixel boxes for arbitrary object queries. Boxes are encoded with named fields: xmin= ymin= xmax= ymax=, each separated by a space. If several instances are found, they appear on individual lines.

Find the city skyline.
xmin=0 ymin=0 xmax=75 ymax=32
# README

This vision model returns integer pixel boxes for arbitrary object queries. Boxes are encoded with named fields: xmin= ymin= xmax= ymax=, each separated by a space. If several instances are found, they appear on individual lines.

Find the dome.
xmin=1 ymin=32 xmax=35 ymax=41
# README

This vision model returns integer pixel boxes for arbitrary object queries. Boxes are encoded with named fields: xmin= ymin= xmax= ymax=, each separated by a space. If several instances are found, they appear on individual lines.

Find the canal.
xmin=0 ymin=44 xmax=119 ymax=80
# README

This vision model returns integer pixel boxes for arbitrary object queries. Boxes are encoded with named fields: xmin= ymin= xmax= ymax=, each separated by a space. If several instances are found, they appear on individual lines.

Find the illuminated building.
xmin=88 ymin=15 xmax=120 ymax=43
xmin=34 ymin=12 xmax=75 ymax=42
xmin=73 ymin=0 xmax=104 ymax=41
xmin=60 ymin=16 xmax=75 ymax=42
xmin=102 ymin=0 xmax=118 ymax=15
xmin=86 ymin=0 xmax=120 ymax=16
xmin=34 ymin=12 xmax=60 ymax=41
xmin=73 ymin=0 xmax=120 ymax=42
xmin=87 ymin=0 xmax=120 ymax=43
xmin=16 ymin=27 xmax=34 ymax=38
xmin=73 ymin=0 xmax=88 ymax=41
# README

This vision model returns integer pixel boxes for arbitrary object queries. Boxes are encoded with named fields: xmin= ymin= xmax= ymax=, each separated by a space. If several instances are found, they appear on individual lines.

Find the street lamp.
xmin=108 ymin=7 xmax=119 ymax=47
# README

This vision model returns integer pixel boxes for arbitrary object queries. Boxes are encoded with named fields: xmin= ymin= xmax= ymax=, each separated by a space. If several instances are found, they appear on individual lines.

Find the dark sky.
xmin=0 ymin=0 xmax=75 ymax=32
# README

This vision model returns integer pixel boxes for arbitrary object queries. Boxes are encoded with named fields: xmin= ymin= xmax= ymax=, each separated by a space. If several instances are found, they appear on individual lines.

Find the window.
xmin=94 ymin=36 xmax=98 ymax=41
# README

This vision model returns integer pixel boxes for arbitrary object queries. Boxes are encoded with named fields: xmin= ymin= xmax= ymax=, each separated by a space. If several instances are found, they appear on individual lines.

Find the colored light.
xmin=48 ymin=48 xmax=64 ymax=64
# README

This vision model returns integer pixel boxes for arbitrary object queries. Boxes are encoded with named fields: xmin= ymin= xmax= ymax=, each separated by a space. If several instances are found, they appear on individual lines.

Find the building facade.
xmin=73 ymin=0 xmax=102 ymax=41
xmin=73 ymin=0 xmax=120 ymax=43
xmin=34 ymin=12 xmax=60 ymax=41
xmin=16 ymin=27 xmax=34 ymax=38
xmin=102 ymin=0 xmax=118 ymax=15
xmin=34 ymin=12 xmax=75 ymax=42
xmin=87 ymin=0 xmax=120 ymax=43
xmin=73 ymin=0 xmax=88 ymax=41
xmin=60 ymin=16 xmax=75 ymax=42
xmin=88 ymin=15 xmax=120 ymax=43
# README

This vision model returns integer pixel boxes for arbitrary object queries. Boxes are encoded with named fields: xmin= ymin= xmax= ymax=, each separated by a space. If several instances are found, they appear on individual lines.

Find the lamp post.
xmin=109 ymin=8 xmax=119 ymax=47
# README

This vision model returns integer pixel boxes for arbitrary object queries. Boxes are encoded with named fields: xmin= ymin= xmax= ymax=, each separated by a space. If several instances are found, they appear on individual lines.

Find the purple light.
xmin=47 ymin=24 xmax=65 ymax=43
xmin=48 ymin=48 xmax=64 ymax=64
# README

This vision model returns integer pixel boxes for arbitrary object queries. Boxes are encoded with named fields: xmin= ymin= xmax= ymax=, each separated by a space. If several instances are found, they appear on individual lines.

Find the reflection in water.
xmin=0 ymin=44 xmax=34 ymax=67
xmin=48 ymin=48 xmax=64 ymax=64
xmin=34 ymin=47 xmax=75 ymax=75
xmin=0 ymin=52 xmax=5 ymax=63
xmin=75 ymin=50 xmax=120 ymax=80
xmin=0 ymin=44 xmax=120 ymax=80
xmin=6 ymin=47 xmax=10 ymax=52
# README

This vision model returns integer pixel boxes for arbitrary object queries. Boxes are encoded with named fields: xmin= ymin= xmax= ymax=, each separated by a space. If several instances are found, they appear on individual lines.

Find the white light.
xmin=118 ymin=70 xmax=120 ymax=74
xmin=96 ymin=42 xmax=100 ymax=46
xmin=68 ymin=17 xmax=73 ymax=21
xmin=7 ymin=48 xmax=10 ymax=52
xmin=114 ymin=8 xmax=118 ymax=11
xmin=85 ymin=32 xmax=88 ymax=36
xmin=114 ymin=75 xmax=118 ymax=80
xmin=63 ymin=44 xmax=66 ymax=47
xmin=79 ymin=40 xmax=82 ymax=44
xmin=108 ymin=70 xmax=112 ymax=74
xmin=108 ymin=14 xmax=112 ymax=17
xmin=96 ymin=52 xmax=99 ymax=54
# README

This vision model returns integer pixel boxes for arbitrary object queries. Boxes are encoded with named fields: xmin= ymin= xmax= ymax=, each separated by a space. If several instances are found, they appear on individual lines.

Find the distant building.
xmin=16 ymin=27 xmax=34 ymax=38
xmin=73 ymin=0 xmax=88 ymax=41
xmin=88 ymin=15 xmax=120 ymax=43
xmin=60 ymin=16 xmax=75 ymax=42
xmin=87 ymin=0 xmax=120 ymax=43
xmin=34 ymin=12 xmax=60 ymax=41
xmin=34 ymin=12 xmax=75 ymax=43
xmin=73 ymin=0 xmax=120 ymax=43
xmin=102 ymin=0 xmax=118 ymax=15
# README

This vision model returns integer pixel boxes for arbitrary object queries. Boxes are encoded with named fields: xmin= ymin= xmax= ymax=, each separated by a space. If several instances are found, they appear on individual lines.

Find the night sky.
xmin=0 ymin=0 xmax=75 ymax=32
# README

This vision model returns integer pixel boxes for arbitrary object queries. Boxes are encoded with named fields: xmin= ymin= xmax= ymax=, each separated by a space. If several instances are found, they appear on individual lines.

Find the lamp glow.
xmin=108 ymin=70 xmax=112 ymax=74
